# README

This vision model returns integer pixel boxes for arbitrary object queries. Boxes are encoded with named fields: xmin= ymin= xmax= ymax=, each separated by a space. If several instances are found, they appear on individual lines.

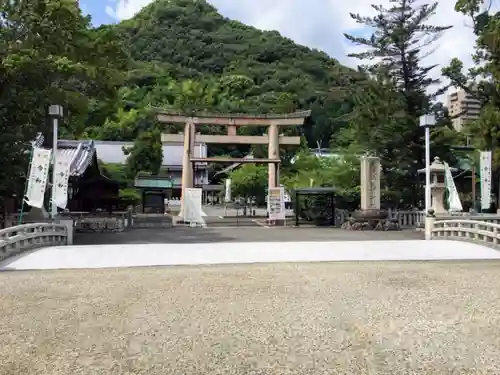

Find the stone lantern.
xmin=418 ymin=157 xmax=456 ymax=215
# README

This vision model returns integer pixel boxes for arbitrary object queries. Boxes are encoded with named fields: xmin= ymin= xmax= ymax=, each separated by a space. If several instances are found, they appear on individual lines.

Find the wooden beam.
xmin=161 ymin=133 xmax=301 ymax=145
xmin=190 ymin=157 xmax=281 ymax=164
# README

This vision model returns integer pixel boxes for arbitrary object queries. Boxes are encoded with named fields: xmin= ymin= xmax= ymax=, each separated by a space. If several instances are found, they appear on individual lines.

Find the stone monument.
xmin=360 ymin=156 xmax=381 ymax=212
xmin=343 ymin=156 xmax=396 ymax=230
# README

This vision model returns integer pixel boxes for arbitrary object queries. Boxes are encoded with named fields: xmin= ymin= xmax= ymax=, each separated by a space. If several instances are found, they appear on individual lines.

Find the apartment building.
xmin=447 ymin=88 xmax=481 ymax=132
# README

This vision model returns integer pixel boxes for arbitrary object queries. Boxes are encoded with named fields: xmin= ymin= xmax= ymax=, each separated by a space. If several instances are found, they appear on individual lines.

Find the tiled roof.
xmin=57 ymin=140 xmax=96 ymax=177
xmin=33 ymin=133 xmax=45 ymax=147
xmin=33 ymin=134 xmax=96 ymax=177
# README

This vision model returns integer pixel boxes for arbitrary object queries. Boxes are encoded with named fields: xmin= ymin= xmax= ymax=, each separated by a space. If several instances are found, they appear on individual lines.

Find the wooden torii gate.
xmin=156 ymin=110 xmax=311 ymax=216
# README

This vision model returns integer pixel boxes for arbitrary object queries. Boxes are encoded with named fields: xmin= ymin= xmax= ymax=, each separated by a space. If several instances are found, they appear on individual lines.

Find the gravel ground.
xmin=1 ymin=261 xmax=500 ymax=374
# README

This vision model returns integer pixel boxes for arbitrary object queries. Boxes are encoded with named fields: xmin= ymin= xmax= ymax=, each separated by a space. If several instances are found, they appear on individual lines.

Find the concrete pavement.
xmin=74 ymin=227 xmax=424 ymax=245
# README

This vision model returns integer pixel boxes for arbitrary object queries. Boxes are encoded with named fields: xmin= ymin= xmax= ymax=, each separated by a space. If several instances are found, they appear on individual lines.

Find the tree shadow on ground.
xmin=74 ymin=227 xmax=240 ymax=245
xmin=74 ymin=227 xmax=424 ymax=245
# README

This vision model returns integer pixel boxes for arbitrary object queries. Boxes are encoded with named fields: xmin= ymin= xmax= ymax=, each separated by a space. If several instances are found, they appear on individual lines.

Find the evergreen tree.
xmin=442 ymin=0 xmax=500 ymax=201
xmin=125 ymin=129 xmax=163 ymax=178
xmin=342 ymin=0 xmax=453 ymax=206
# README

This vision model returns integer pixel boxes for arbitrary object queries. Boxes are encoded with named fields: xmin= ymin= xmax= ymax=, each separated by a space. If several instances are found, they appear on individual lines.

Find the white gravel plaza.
xmin=2 ymin=240 xmax=500 ymax=270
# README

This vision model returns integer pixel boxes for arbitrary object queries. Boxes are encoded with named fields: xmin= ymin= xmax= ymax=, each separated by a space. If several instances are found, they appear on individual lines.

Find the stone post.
xmin=268 ymin=123 xmax=279 ymax=188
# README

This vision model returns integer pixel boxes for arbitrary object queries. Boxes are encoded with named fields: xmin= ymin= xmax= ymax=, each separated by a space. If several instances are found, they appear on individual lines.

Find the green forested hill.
xmin=120 ymin=0 xmax=340 ymax=82
xmin=81 ymin=0 xmax=356 ymax=149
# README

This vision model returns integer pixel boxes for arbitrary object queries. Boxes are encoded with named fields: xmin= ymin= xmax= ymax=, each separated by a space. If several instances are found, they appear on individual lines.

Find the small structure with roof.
xmin=134 ymin=171 xmax=174 ymax=213
xmin=34 ymin=135 xmax=123 ymax=212
xmin=293 ymin=187 xmax=336 ymax=227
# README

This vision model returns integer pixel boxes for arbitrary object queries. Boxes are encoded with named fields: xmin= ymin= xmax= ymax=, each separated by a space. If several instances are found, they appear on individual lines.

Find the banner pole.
xmin=18 ymin=147 xmax=34 ymax=225
xmin=479 ymin=156 xmax=482 ymax=214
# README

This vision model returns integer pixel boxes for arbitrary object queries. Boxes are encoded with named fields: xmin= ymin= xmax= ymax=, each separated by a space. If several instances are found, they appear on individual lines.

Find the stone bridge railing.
xmin=0 ymin=223 xmax=68 ymax=262
xmin=394 ymin=210 xmax=425 ymax=228
xmin=59 ymin=211 xmax=132 ymax=233
xmin=430 ymin=218 xmax=500 ymax=248
xmin=335 ymin=209 xmax=424 ymax=228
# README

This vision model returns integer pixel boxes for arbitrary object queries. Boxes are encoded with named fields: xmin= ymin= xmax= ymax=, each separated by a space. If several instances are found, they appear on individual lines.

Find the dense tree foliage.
xmin=124 ymin=128 xmax=163 ymax=178
xmin=229 ymin=164 xmax=268 ymax=205
xmin=228 ymin=151 xmax=361 ymax=210
xmin=282 ymin=151 xmax=361 ymax=209
xmin=0 ymin=0 xmax=127 ymax=213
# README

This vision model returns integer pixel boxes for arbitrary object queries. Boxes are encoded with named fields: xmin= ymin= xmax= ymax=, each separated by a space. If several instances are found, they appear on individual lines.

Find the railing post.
xmin=466 ymin=222 xmax=473 ymax=241
xmin=15 ymin=227 xmax=23 ymax=252
xmin=59 ymin=219 xmax=73 ymax=245
xmin=425 ymin=209 xmax=435 ymax=240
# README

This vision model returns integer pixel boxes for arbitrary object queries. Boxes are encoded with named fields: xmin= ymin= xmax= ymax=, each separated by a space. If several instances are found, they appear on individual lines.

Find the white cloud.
xmin=105 ymin=0 xmax=482 ymax=89
xmin=106 ymin=0 xmax=153 ymax=20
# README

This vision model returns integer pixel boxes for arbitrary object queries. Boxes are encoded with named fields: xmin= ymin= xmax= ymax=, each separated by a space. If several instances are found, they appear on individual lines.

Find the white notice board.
xmin=184 ymin=188 xmax=204 ymax=224
xmin=268 ymin=187 xmax=285 ymax=221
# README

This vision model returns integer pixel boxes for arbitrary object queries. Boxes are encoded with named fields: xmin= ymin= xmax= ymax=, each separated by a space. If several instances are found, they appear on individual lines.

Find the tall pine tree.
xmin=342 ymin=0 xmax=453 ymax=206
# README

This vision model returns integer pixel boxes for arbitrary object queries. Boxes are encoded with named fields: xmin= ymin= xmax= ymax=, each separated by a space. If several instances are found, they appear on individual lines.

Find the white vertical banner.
xmin=224 ymin=179 xmax=231 ymax=202
xmin=444 ymin=161 xmax=463 ymax=212
xmin=267 ymin=187 xmax=285 ymax=221
xmin=480 ymin=151 xmax=492 ymax=210
xmin=52 ymin=152 xmax=71 ymax=209
xmin=184 ymin=188 xmax=206 ymax=226
xmin=25 ymin=147 xmax=52 ymax=208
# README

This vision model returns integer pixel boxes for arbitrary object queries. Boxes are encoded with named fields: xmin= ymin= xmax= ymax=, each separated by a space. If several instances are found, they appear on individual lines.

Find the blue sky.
xmin=79 ymin=0 xmax=474 ymax=73
xmin=80 ymin=0 xmax=116 ymax=26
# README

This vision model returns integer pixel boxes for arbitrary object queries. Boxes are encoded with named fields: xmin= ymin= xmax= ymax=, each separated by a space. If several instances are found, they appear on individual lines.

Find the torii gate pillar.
xmin=268 ymin=123 xmax=279 ymax=188
xmin=179 ymin=119 xmax=195 ymax=217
